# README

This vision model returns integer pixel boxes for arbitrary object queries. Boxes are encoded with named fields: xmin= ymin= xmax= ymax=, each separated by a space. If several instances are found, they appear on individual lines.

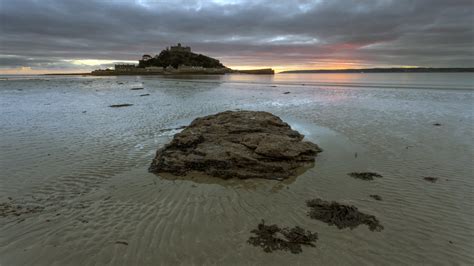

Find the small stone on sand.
xmin=370 ymin=194 xmax=383 ymax=201
xmin=423 ymin=177 xmax=438 ymax=183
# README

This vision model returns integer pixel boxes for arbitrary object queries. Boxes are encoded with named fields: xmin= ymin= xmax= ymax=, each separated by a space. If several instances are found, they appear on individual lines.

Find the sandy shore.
xmin=0 ymin=74 xmax=473 ymax=265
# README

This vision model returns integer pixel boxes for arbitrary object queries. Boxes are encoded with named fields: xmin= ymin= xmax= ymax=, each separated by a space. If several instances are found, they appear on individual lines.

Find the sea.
xmin=0 ymin=73 xmax=473 ymax=265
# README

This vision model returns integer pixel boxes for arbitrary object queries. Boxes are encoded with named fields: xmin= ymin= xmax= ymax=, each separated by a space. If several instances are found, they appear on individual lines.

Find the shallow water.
xmin=0 ymin=73 xmax=473 ymax=265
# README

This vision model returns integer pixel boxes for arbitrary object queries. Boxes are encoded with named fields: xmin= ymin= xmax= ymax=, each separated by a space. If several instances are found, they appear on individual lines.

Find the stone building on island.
xmin=168 ymin=43 xmax=191 ymax=52
xmin=114 ymin=64 xmax=136 ymax=71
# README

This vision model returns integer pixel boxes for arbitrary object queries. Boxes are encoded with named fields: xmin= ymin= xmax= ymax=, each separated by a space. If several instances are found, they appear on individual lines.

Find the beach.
xmin=0 ymin=73 xmax=473 ymax=265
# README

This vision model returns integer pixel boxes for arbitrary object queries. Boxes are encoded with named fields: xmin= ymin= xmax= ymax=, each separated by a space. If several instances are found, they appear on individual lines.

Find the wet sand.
xmin=0 ymin=74 xmax=473 ymax=265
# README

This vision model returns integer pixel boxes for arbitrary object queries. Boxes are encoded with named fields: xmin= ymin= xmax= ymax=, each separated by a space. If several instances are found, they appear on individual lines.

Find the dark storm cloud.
xmin=0 ymin=0 xmax=473 ymax=71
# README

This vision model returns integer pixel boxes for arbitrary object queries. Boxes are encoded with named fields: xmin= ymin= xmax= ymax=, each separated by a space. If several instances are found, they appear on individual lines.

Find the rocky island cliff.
xmin=91 ymin=43 xmax=274 ymax=75
xmin=138 ymin=44 xmax=225 ymax=69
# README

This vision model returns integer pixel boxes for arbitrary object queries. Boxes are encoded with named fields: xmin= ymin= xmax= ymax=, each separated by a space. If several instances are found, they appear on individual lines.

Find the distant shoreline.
xmin=38 ymin=67 xmax=474 ymax=76
xmin=280 ymin=68 xmax=474 ymax=73
xmin=43 ymin=68 xmax=275 ymax=76
xmin=43 ymin=73 xmax=91 ymax=76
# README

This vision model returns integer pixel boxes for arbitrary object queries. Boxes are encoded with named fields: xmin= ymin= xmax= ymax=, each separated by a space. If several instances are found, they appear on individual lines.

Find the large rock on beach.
xmin=149 ymin=110 xmax=322 ymax=180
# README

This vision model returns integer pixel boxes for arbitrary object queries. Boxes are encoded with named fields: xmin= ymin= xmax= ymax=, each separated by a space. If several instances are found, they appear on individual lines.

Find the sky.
xmin=0 ymin=0 xmax=473 ymax=74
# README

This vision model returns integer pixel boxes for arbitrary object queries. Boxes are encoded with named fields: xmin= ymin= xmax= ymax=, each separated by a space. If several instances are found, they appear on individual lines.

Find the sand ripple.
xmin=1 ymin=75 xmax=473 ymax=265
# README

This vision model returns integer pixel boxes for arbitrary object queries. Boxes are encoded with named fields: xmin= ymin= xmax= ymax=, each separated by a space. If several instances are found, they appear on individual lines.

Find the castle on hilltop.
xmin=140 ymin=43 xmax=191 ymax=62
xmin=168 ymin=43 xmax=191 ymax=53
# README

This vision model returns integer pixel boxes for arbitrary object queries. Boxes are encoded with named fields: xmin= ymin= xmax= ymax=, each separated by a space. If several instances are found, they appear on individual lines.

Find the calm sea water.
xmin=0 ymin=73 xmax=473 ymax=265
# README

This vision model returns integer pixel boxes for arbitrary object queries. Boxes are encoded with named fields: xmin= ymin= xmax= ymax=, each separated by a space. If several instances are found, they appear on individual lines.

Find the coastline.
xmin=41 ymin=68 xmax=473 ymax=76
xmin=43 ymin=68 xmax=275 ymax=76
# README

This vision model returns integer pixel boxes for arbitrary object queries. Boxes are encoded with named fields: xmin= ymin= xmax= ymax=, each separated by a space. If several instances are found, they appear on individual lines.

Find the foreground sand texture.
xmin=149 ymin=110 xmax=322 ymax=180
xmin=0 ymin=74 xmax=473 ymax=265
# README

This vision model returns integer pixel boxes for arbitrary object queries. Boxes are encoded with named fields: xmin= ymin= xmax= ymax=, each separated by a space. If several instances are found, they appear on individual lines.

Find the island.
xmin=91 ymin=43 xmax=274 ymax=75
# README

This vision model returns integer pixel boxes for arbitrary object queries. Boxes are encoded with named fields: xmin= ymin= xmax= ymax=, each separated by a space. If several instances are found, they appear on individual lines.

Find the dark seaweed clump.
xmin=306 ymin=198 xmax=383 ymax=232
xmin=109 ymin=104 xmax=133 ymax=108
xmin=0 ymin=202 xmax=44 ymax=217
xmin=247 ymin=220 xmax=318 ymax=254
xmin=423 ymin=177 xmax=438 ymax=183
xmin=348 ymin=172 xmax=383 ymax=181
xmin=370 ymin=194 xmax=383 ymax=201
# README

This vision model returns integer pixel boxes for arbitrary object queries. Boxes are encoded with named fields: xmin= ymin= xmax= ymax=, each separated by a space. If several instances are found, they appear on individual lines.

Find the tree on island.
xmin=138 ymin=49 xmax=226 ymax=69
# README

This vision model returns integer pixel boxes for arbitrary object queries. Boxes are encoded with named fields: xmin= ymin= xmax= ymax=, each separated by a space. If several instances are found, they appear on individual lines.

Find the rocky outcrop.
xmin=149 ymin=111 xmax=322 ymax=180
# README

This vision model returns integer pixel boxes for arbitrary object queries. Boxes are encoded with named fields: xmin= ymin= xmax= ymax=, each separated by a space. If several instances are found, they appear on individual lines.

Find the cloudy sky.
xmin=0 ymin=0 xmax=473 ymax=73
